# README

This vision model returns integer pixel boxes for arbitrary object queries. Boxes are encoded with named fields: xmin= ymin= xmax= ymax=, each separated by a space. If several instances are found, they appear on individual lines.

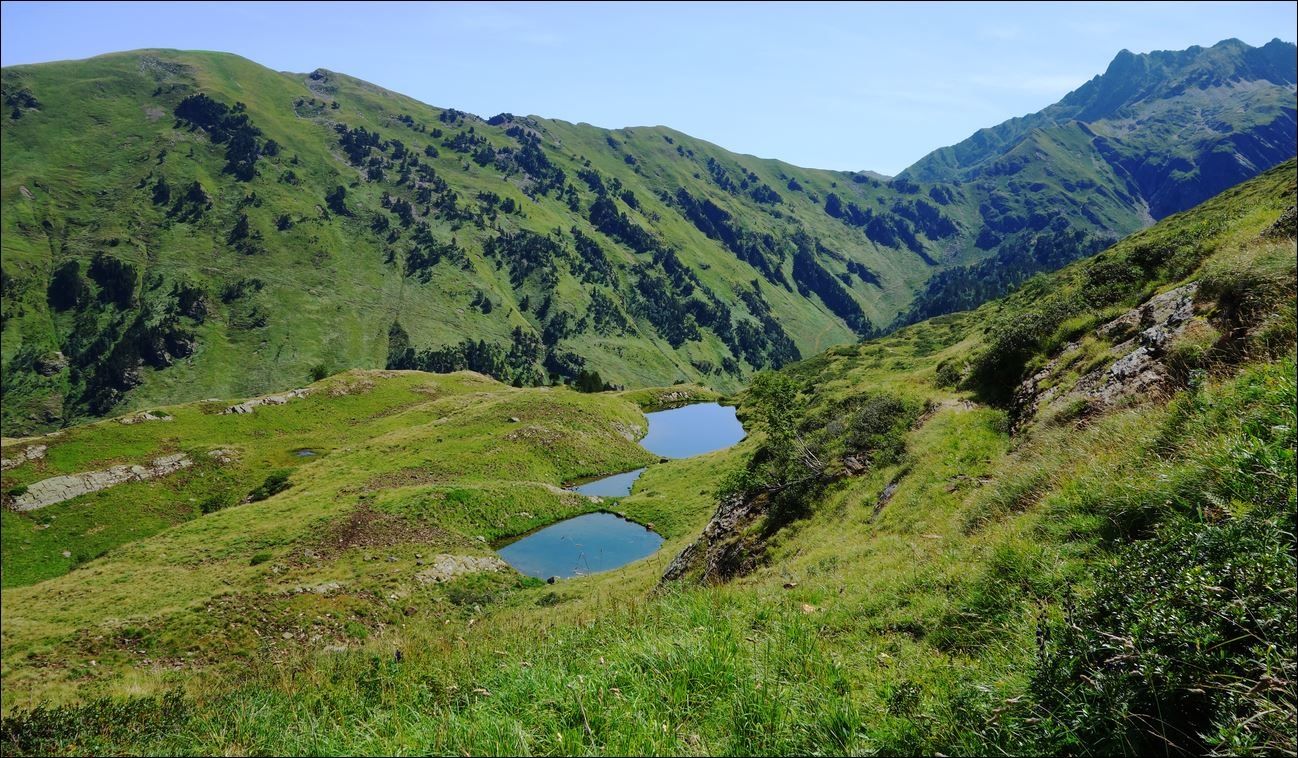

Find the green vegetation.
xmin=2 ymin=155 xmax=1292 ymax=755
xmin=4 ymin=41 xmax=1292 ymax=435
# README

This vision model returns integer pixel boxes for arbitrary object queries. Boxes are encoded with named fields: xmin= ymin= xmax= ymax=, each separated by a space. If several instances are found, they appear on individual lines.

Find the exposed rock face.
xmin=1 ymin=444 xmax=47 ymax=471
xmin=11 ymin=453 xmax=193 ymax=511
xmin=118 ymin=410 xmax=173 ymax=425
xmin=220 ymin=387 xmax=312 ymax=415
xmin=34 ymin=352 xmax=67 ymax=377
xmin=414 ymin=554 xmax=509 ymax=584
xmin=1013 ymin=283 xmax=1200 ymax=430
xmin=661 ymin=492 xmax=768 ymax=584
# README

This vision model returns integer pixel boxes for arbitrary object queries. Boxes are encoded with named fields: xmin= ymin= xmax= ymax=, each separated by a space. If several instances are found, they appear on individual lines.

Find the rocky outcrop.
xmin=414 ymin=554 xmax=509 ymax=584
xmin=1013 ymin=284 xmax=1200 ymax=429
xmin=1 ymin=444 xmax=47 ymax=471
xmin=661 ymin=492 xmax=769 ymax=584
xmin=118 ymin=410 xmax=174 ymax=425
xmin=11 ymin=453 xmax=194 ymax=511
xmin=220 ymin=387 xmax=312 ymax=415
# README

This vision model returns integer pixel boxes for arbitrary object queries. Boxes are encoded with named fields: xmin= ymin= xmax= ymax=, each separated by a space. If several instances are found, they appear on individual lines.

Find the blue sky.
xmin=2 ymin=1 xmax=1293 ymax=174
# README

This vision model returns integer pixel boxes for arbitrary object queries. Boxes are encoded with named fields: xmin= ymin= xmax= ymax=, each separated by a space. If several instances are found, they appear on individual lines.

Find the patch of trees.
xmin=47 ymin=260 xmax=91 ymax=311
xmin=227 ymin=212 xmax=265 ymax=255
xmin=509 ymin=134 xmax=566 ymax=195
xmin=438 ymin=108 xmax=469 ymax=125
xmin=588 ymin=287 xmax=631 ymax=335
xmin=670 ymin=189 xmax=788 ymax=287
xmin=630 ymin=264 xmax=701 ymax=348
xmin=722 ymin=373 xmax=920 ymax=522
xmin=824 ymin=192 xmax=927 ymax=255
xmin=442 ymin=130 xmax=487 ymax=154
xmin=173 ymin=94 xmax=266 ymax=180
xmin=404 ymin=225 xmax=468 ymax=281
xmin=733 ymin=281 xmax=801 ymax=369
xmin=482 ymin=229 xmax=563 ymax=289
xmin=589 ymin=195 xmax=657 ymax=253
xmin=3 ymin=83 xmax=40 ymax=119
xmin=706 ymin=157 xmax=738 ymax=193
xmin=387 ymin=322 xmax=547 ymax=387
xmin=845 ymin=260 xmax=882 ymax=287
xmin=570 ymin=228 xmax=614 ymax=285
xmin=49 ymin=268 xmax=205 ymax=416
xmin=87 ymin=253 xmax=137 ymax=309
xmin=168 ymin=180 xmax=212 ymax=222
xmin=325 ymin=185 xmax=350 ymax=216
xmin=789 ymin=231 xmax=870 ymax=335
xmin=381 ymin=194 xmax=416 ymax=227
xmin=396 ymin=113 xmax=428 ymax=133
xmin=890 ymin=197 xmax=959 ymax=239
xmin=577 ymin=168 xmax=605 ymax=193
xmin=896 ymin=227 xmax=1111 ymax=329
xmin=928 ymin=184 xmax=958 ymax=205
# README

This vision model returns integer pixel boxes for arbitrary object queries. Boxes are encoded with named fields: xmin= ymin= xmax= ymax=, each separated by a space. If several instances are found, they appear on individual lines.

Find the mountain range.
xmin=2 ymin=37 xmax=1294 ymax=435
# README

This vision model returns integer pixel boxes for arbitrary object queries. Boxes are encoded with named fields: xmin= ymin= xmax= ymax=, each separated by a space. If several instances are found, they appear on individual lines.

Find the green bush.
xmin=247 ymin=469 xmax=292 ymax=502
xmin=249 ymin=552 xmax=272 ymax=566
xmin=198 ymin=492 xmax=235 ymax=514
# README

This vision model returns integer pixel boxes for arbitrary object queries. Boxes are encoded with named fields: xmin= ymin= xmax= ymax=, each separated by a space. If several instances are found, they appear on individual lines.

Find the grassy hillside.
xmin=4 ymin=43 xmax=1292 ymax=435
xmin=2 ymin=159 xmax=1291 ymax=755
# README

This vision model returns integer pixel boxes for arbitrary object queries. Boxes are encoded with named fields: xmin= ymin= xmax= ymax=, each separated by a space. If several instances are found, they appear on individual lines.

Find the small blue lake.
xmin=640 ymin=402 xmax=745 ymax=459
xmin=569 ymin=467 xmax=647 ymax=497
xmin=499 ymin=402 xmax=745 ymax=580
xmin=496 ymin=512 xmax=664 ymax=579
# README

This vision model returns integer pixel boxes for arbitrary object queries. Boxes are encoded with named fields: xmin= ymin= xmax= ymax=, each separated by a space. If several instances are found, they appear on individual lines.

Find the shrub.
xmin=248 ymin=469 xmax=292 ymax=502
xmin=198 ymin=492 xmax=234 ymax=514
xmin=249 ymin=551 xmax=272 ymax=566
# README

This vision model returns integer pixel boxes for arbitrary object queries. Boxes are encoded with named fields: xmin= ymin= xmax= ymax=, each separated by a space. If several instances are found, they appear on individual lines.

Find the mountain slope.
xmin=2 ymin=42 xmax=1293 ymax=436
xmin=1 ymin=160 xmax=1291 ymax=756
xmin=897 ymin=37 xmax=1296 ymax=322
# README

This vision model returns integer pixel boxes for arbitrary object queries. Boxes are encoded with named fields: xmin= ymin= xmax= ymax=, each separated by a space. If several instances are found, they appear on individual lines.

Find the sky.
xmin=2 ymin=1 xmax=1294 ymax=175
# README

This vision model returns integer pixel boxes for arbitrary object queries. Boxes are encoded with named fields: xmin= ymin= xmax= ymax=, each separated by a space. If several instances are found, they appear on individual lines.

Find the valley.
xmin=1 ymin=158 xmax=1293 ymax=755
xmin=2 ymin=40 xmax=1293 ymax=435
xmin=0 ymin=27 xmax=1295 ymax=758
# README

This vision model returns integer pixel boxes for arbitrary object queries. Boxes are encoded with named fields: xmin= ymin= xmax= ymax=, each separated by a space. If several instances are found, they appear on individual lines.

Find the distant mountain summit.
xmin=1 ymin=40 xmax=1294 ymax=433
xmin=902 ymin=38 xmax=1296 ymax=218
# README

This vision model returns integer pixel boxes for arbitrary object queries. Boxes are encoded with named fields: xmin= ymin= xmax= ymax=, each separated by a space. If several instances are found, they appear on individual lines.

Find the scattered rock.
xmin=220 ymin=387 xmax=312 ymax=415
xmin=1 ymin=444 xmax=46 ymax=471
xmin=1015 ymin=284 xmax=1201 ymax=430
xmin=507 ymin=416 xmax=521 ymax=423
xmin=783 ymin=582 xmax=798 ymax=589
xmin=118 ymin=410 xmax=173 ymax=425
xmin=206 ymin=448 xmax=239 ymax=464
xmin=34 ymin=352 xmax=67 ymax=377
xmin=61 ymin=550 xmax=71 ymax=558
xmin=414 ymin=554 xmax=509 ymax=584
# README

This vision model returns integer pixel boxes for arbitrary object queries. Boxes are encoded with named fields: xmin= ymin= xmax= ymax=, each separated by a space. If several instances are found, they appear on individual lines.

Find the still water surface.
xmin=498 ymin=403 xmax=745 ymax=578
xmin=496 ymin=511 xmax=664 ymax=579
